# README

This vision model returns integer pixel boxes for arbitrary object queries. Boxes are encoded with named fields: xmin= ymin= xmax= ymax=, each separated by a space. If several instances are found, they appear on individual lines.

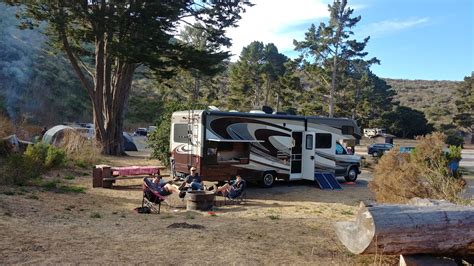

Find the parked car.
xmin=335 ymin=142 xmax=361 ymax=182
xmin=399 ymin=146 xmax=415 ymax=154
xmin=134 ymin=128 xmax=148 ymax=136
xmin=367 ymin=143 xmax=394 ymax=157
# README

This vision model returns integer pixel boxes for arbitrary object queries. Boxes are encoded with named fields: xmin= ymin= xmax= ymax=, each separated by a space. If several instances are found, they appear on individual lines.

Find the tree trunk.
xmin=334 ymin=200 xmax=474 ymax=256
xmin=94 ymin=61 xmax=135 ymax=155
xmin=330 ymin=49 xmax=338 ymax=118
xmin=58 ymin=7 xmax=136 ymax=156
xmin=92 ymin=31 xmax=135 ymax=155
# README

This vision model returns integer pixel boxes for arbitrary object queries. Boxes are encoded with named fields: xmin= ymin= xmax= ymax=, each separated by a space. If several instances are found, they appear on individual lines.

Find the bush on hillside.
xmin=369 ymin=133 xmax=465 ymax=204
xmin=444 ymin=129 xmax=464 ymax=147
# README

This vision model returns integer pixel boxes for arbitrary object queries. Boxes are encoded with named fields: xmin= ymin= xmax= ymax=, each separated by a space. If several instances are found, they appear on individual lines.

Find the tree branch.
xmin=77 ymin=56 xmax=95 ymax=79
xmin=59 ymin=25 xmax=94 ymax=99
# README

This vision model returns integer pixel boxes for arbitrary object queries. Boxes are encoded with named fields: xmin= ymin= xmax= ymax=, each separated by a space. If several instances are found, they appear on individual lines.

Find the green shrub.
xmin=444 ymin=129 xmax=464 ymax=147
xmin=0 ymin=154 xmax=42 ymax=185
xmin=24 ymin=142 xmax=49 ymax=167
xmin=24 ymin=143 xmax=67 ymax=170
xmin=447 ymin=145 xmax=462 ymax=161
xmin=45 ymin=145 xmax=67 ymax=168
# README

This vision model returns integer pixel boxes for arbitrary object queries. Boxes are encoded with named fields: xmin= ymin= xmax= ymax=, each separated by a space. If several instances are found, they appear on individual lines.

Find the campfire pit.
xmin=186 ymin=191 xmax=215 ymax=211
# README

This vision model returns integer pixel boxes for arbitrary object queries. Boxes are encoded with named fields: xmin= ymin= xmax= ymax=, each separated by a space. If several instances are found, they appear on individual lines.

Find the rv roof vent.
xmin=249 ymin=110 xmax=265 ymax=114
xmin=208 ymin=106 xmax=220 ymax=111
xmin=229 ymin=110 xmax=239 ymax=112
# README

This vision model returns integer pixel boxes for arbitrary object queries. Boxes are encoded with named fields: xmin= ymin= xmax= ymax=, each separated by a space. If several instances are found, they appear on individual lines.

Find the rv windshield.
xmin=335 ymin=143 xmax=347 ymax=155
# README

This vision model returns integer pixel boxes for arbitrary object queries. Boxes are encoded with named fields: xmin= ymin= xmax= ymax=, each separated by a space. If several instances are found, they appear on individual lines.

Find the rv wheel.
xmin=344 ymin=167 xmax=358 ymax=182
xmin=261 ymin=172 xmax=275 ymax=188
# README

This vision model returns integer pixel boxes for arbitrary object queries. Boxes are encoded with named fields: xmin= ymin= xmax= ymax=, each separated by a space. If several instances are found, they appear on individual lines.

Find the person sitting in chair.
xmin=151 ymin=175 xmax=180 ymax=196
xmin=180 ymin=166 xmax=203 ymax=191
xmin=214 ymin=175 xmax=246 ymax=198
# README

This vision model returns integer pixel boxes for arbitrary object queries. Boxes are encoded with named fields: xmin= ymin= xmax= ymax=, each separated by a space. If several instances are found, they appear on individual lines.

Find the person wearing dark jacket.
xmin=214 ymin=175 xmax=246 ymax=198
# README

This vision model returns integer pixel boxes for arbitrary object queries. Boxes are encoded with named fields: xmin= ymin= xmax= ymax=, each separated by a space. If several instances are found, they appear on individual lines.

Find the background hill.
xmin=384 ymin=78 xmax=461 ymax=129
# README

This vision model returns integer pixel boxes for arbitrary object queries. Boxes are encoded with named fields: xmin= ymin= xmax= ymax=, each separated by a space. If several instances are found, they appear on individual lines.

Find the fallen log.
xmin=334 ymin=199 xmax=474 ymax=256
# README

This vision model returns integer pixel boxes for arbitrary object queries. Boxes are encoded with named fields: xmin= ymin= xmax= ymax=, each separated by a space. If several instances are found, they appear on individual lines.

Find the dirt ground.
xmin=1 ymin=146 xmax=472 ymax=265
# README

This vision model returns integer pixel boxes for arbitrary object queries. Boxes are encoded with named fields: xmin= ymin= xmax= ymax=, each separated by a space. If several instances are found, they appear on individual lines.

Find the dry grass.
xmin=369 ymin=133 xmax=465 ymax=203
xmin=0 ymin=115 xmax=14 ymax=138
xmin=59 ymin=130 xmax=101 ymax=167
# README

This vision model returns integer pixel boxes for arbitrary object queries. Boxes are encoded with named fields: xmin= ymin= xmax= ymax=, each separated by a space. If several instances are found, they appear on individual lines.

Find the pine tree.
xmin=294 ymin=0 xmax=378 ymax=117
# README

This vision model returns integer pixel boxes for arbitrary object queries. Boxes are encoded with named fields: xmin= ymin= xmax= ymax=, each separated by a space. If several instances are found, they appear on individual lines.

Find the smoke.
xmin=0 ymin=3 xmax=43 ymax=122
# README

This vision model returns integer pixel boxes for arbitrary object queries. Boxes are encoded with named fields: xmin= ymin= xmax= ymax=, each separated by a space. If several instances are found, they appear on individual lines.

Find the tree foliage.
xmin=229 ymin=41 xmax=291 ymax=110
xmin=6 ymin=0 xmax=250 ymax=155
xmin=381 ymin=106 xmax=433 ymax=138
xmin=294 ymin=0 xmax=378 ymax=117
xmin=453 ymin=74 xmax=473 ymax=143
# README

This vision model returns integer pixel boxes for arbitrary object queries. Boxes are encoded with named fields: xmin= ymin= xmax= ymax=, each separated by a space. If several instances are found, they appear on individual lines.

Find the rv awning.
xmin=207 ymin=138 xmax=264 ymax=143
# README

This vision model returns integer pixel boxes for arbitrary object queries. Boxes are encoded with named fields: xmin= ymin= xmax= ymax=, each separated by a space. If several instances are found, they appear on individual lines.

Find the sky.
xmin=225 ymin=0 xmax=474 ymax=81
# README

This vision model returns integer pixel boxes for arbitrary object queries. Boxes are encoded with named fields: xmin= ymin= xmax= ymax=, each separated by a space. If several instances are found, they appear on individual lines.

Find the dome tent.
xmin=42 ymin=125 xmax=137 ymax=151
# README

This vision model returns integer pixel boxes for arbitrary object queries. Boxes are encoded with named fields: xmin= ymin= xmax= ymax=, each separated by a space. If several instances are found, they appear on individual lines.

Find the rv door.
xmin=290 ymin=131 xmax=303 ymax=180
xmin=302 ymin=132 xmax=315 ymax=180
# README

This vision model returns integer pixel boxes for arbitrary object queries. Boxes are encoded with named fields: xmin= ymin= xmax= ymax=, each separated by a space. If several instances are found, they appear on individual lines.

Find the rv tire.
xmin=344 ymin=167 xmax=358 ymax=182
xmin=261 ymin=172 xmax=276 ymax=188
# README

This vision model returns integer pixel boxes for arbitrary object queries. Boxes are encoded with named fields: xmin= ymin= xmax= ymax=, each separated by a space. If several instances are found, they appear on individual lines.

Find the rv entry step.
xmin=314 ymin=172 xmax=342 ymax=190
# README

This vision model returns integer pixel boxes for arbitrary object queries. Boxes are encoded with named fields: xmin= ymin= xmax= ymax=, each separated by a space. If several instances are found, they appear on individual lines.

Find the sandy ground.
xmin=0 ymin=144 xmax=472 ymax=264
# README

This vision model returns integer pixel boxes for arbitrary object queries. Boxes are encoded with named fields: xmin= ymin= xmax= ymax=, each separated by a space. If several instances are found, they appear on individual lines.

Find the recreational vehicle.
xmin=170 ymin=110 xmax=362 ymax=187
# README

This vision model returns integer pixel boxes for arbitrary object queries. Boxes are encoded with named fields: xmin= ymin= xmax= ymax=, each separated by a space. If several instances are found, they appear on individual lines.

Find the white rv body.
xmin=170 ymin=110 xmax=361 ymax=187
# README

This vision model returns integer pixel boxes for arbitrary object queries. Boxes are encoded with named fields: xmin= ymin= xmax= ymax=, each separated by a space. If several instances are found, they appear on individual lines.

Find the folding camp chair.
xmin=142 ymin=177 xmax=167 ymax=214
xmin=223 ymin=180 xmax=247 ymax=205
xmin=224 ymin=190 xmax=247 ymax=205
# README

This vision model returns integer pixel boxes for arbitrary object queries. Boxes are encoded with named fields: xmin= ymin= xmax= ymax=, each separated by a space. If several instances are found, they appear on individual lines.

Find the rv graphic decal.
xmin=209 ymin=117 xmax=291 ymax=164
xmin=174 ymin=144 xmax=192 ymax=154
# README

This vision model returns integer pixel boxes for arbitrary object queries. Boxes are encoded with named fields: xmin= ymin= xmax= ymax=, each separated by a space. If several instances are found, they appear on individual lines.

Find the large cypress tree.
xmin=294 ymin=0 xmax=377 ymax=117
xmin=6 ymin=0 xmax=250 ymax=155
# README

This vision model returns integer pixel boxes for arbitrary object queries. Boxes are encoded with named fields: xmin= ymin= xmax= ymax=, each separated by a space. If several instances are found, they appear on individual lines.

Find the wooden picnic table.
xmin=92 ymin=165 xmax=168 ymax=188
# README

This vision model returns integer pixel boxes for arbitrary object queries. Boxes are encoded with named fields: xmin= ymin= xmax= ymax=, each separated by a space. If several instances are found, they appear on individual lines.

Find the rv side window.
xmin=315 ymin=133 xmax=332 ymax=149
xmin=173 ymin=124 xmax=189 ymax=143
xmin=306 ymin=135 xmax=313 ymax=150
xmin=341 ymin=126 xmax=354 ymax=135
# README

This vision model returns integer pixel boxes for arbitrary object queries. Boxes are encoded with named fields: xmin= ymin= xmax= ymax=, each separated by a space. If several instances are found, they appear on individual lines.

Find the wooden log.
xmin=334 ymin=200 xmax=474 ymax=256
xmin=399 ymin=254 xmax=457 ymax=266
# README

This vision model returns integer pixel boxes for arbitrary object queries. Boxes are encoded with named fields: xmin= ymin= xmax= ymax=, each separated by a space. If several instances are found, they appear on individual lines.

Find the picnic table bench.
xmin=93 ymin=165 xmax=169 ymax=188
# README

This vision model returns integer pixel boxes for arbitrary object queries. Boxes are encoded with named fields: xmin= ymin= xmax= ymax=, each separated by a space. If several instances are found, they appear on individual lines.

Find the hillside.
xmin=384 ymin=78 xmax=461 ymax=128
